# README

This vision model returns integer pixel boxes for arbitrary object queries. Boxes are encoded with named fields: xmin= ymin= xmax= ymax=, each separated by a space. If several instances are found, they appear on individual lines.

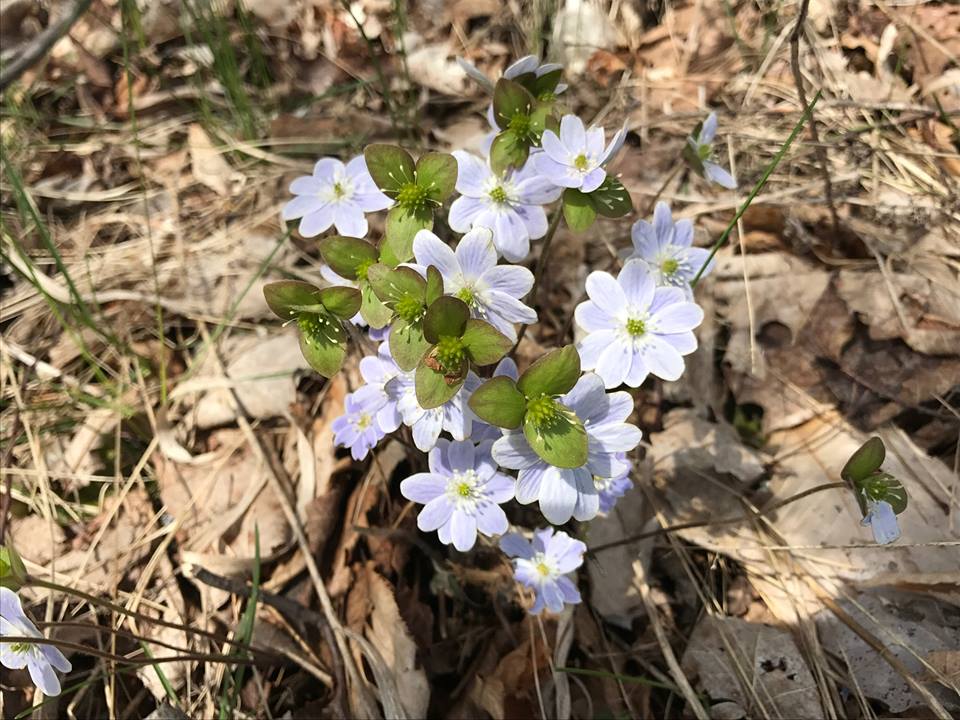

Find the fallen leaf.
xmin=188 ymin=124 xmax=242 ymax=197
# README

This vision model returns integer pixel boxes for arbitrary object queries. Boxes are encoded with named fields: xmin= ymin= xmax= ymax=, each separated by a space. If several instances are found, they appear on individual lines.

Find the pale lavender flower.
xmin=492 ymin=373 xmax=641 ymax=525
xmin=401 ymin=439 xmax=515 ymax=551
xmin=448 ymin=151 xmax=561 ymax=262
xmin=686 ymin=112 xmax=736 ymax=189
xmin=332 ymin=392 xmax=386 ymax=461
xmin=459 ymin=54 xmax=567 ymax=97
xmin=282 ymin=156 xmax=392 ymax=238
xmin=385 ymin=368 xmax=481 ymax=452
xmin=1 ymin=588 xmax=71 ymax=696
xmin=575 ymin=260 xmax=704 ymax=389
xmin=861 ymin=499 xmax=900 ymax=545
xmin=411 ymin=228 xmax=537 ymax=340
xmin=596 ymin=453 xmax=632 ymax=514
xmin=627 ymin=202 xmax=714 ymax=293
xmin=500 ymin=528 xmax=585 ymax=615
xmin=534 ymin=115 xmax=626 ymax=193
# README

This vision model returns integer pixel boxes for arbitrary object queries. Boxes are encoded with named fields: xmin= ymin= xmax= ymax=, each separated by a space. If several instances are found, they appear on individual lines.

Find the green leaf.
xmin=681 ymin=141 xmax=705 ymax=176
xmin=415 ymin=361 xmax=465 ymax=409
xmin=422 ymin=296 xmax=470 ymax=343
xmin=319 ymin=286 xmax=361 ymax=320
xmin=263 ymin=281 xmax=322 ymax=321
xmin=562 ymin=188 xmax=597 ymax=232
xmin=297 ymin=312 xmax=347 ymax=378
xmin=360 ymin=283 xmax=393 ymax=328
xmin=523 ymin=406 xmax=588 ymax=469
xmin=368 ymin=264 xmax=426 ymax=304
xmin=590 ymin=177 xmax=633 ymax=218
xmin=381 ymin=204 xmax=433 ymax=266
xmin=530 ymin=68 xmax=563 ymax=99
xmin=416 ymin=152 xmax=458 ymax=202
xmin=461 ymin=319 xmax=512 ymax=365
xmin=517 ymin=345 xmax=581 ymax=398
xmin=490 ymin=130 xmax=530 ymax=176
xmin=858 ymin=472 xmax=908 ymax=515
xmin=318 ymin=236 xmax=379 ymax=280
xmin=492 ymin=78 xmax=536 ymax=128
xmin=468 ymin=376 xmax=526 ymax=429
xmin=0 ymin=543 xmax=28 ymax=590
xmin=528 ymin=103 xmax=551 ymax=135
xmin=390 ymin=317 xmax=430 ymax=371
xmin=425 ymin=265 xmax=444 ymax=305
xmin=842 ymin=437 xmax=886 ymax=483
xmin=364 ymin=144 xmax=416 ymax=196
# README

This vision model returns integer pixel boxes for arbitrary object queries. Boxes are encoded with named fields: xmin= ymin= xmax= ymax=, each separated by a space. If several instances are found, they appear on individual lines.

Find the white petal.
xmin=596 ymin=338 xmax=633 ymax=388
xmin=585 ymin=270 xmax=627 ymax=317
xmin=452 ymin=150 xmax=491 ymax=196
xmin=559 ymin=115 xmax=587 ymax=152
xmin=297 ymin=206 xmax=335 ymax=237
xmin=538 ymin=470 xmax=580 ymax=524
xmin=617 ymin=259 xmax=656 ymax=309
xmin=643 ymin=336 xmax=685 ymax=381
xmin=413 ymin=230 xmax=460 ymax=281
xmin=448 ymin=196 xmax=487 ymax=233
xmin=333 ymin=203 xmax=368 ymax=238
xmin=652 ymin=301 xmax=704 ymax=334
xmin=480 ymin=264 xmax=533 ymax=298
xmin=576 ymin=329 xmax=615 ymax=369
xmin=455 ymin=227 xmax=498 ymax=279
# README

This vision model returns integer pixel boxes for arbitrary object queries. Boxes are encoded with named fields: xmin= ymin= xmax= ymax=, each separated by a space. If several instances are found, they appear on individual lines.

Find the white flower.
xmin=534 ymin=115 xmax=626 ymax=193
xmin=1 ymin=588 xmax=71 ymax=696
xmin=686 ymin=112 xmax=736 ymax=189
xmin=282 ymin=155 xmax=392 ymax=238
xmin=411 ymin=228 xmax=537 ymax=341
xmin=861 ymin=499 xmax=901 ymax=545
xmin=448 ymin=151 xmax=561 ymax=262
xmin=385 ymin=368 xmax=482 ymax=452
xmin=627 ymin=202 xmax=714 ymax=293
xmin=575 ymin=260 xmax=704 ymax=388
xmin=500 ymin=528 xmax=585 ymax=615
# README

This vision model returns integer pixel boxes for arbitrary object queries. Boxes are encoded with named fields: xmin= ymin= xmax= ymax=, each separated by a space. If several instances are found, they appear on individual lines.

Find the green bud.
xmin=0 ymin=544 xmax=29 ymax=590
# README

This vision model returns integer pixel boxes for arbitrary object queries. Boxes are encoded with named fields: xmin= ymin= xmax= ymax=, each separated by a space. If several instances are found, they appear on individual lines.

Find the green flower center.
xmin=574 ymin=153 xmax=589 ymax=171
xmin=508 ymin=113 xmax=535 ymax=142
xmin=356 ymin=413 xmax=372 ymax=429
xmin=298 ymin=312 xmax=330 ymax=344
xmin=395 ymin=294 xmax=425 ymax=323
xmin=626 ymin=318 xmax=646 ymax=337
xmin=537 ymin=90 xmax=556 ymax=103
xmin=526 ymin=394 xmax=564 ymax=428
xmin=697 ymin=143 xmax=712 ymax=161
xmin=456 ymin=286 xmax=475 ymax=305
xmin=536 ymin=561 xmax=551 ymax=577
xmin=489 ymin=185 xmax=509 ymax=204
xmin=332 ymin=181 xmax=347 ymax=199
xmin=435 ymin=335 xmax=467 ymax=371
xmin=660 ymin=258 xmax=679 ymax=276
xmin=456 ymin=481 xmax=473 ymax=498
xmin=9 ymin=642 xmax=32 ymax=654
xmin=396 ymin=181 xmax=431 ymax=211
xmin=355 ymin=258 xmax=374 ymax=281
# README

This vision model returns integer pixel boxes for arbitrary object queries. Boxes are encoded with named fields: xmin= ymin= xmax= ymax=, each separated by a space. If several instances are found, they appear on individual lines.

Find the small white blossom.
xmin=1 ymin=588 xmax=71 ymax=696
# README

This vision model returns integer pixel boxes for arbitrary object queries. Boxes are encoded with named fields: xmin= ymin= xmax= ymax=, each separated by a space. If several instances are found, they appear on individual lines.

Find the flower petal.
xmin=333 ymin=203 xmax=368 ymax=238
xmin=618 ymin=259 xmax=656 ymax=309
xmin=499 ymin=533 xmax=534 ymax=559
xmin=282 ymin=194 xmax=323 ymax=220
xmin=418 ymin=496 xmax=454 ymax=531
xmin=540 ymin=129 xmax=569 ymax=163
xmin=538 ymin=470 xmax=579 ymax=524
xmin=289 ymin=176 xmax=323 ymax=196
xmin=493 ymin=432 xmax=540 ymax=470
xmin=455 ymin=227 xmax=498 ymax=279
xmin=484 ymin=472 xmax=516 ymax=504
xmin=652 ymin=300 xmax=704 ymax=334
xmin=555 ymin=575 xmax=582 ymax=604
xmin=575 ymin=329 xmax=615 ymax=370
xmin=412 ymin=410 xmax=443 ymax=451
xmin=580 ymin=167 xmax=606 ymax=193
xmin=596 ymin=338 xmax=633 ymax=389
xmin=585 ymin=270 xmax=628 ymax=318
xmin=704 ymin=162 xmax=736 ymax=189
xmin=452 ymin=150 xmax=491 ymax=196
xmin=448 ymin=195 xmax=487 ymax=233
xmin=643 ymin=336 xmax=685 ymax=381
xmin=541 ymin=580 xmax=565 ymax=613
xmin=298 ymin=206 xmax=335 ymax=237
xmin=447 ymin=440 xmax=475 ymax=472
xmin=449 ymin=510 xmax=478 ymax=551
xmin=699 ymin=112 xmax=718 ymax=145
xmin=413 ymin=230 xmax=460 ymax=281
xmin=559 ymin=115 xmax=587 ymax=152
xmin=400 ymin=472 xmax=446 ymax=503
xmin=476 ymin=503 xmax=508 ymax=536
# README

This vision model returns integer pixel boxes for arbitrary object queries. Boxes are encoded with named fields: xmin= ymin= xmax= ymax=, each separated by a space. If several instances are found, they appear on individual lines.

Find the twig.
xmin=0 ymin=0 xmax=95 ymax=92
xmin=789 ymin=0 xmax=840 ymax=235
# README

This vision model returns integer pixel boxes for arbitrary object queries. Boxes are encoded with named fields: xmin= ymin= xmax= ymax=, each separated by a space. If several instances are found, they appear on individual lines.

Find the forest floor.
xmin=1 ymin=0 xmax=958 ymax=718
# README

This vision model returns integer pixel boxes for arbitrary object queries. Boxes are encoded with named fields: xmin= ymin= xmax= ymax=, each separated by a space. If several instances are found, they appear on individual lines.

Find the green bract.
xmin=0 ymin=543 xmax=28 ymax=590
xmin=415 ymin=297 xmax=512 ymax=409
xmin=319 ymin=236 xmax=393 ymax=328
xmin=562 ymin=177 xmax=633 ymax=232
xmin=842 ymin=437 xmax=908 ymax=516
xmin=489 ymin=78 xmax=556 ymax=175
xmin=262 ymin=280 xmax=359 ymax=378
xmin=469 ymin=345 xmax=588 ymax=467
xmin=364 ymin=144 xmax=457 ymax=266
xmin=368 ymin=264 xmax=432 ymax=371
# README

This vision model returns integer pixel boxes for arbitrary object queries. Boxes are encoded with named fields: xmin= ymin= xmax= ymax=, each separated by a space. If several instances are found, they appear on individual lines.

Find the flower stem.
xmin=690 ymin=90 xmax=822 ymax=286
xmin=513 ymin=206 xmax=564 ymax=349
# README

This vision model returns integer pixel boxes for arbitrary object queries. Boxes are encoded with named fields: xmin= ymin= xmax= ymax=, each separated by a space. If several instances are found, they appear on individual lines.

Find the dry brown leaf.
xmin=188 ymin=124 xmax=242 ymax=196
xmin=681 ymin=614 xmax=824 ymax=719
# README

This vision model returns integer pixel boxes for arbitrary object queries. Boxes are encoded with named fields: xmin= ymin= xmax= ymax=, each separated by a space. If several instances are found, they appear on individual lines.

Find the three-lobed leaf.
xmin=263 ymin=281 xmax=322 ymax=321
xmin=390 ymin=317 xmax=431 ymax=371
xmin=517 ymin=345 xmax=581 ymax=399
xmin=468 ymin=376 xmax=526 ymax=429
xmin=319 ymin=286 xmax=361 ymax=320
xmin=591 ymin=177 xmax=633 ymax=218
xmin=416 ymin=153 xmax=458 ymax=202
xmin=415 ymin=362 xmax=465 ymax=409
xmin=364 ymin=144 xmax=416 ymax=195
xmin=298 ymin=312 xmax=348 ymax=378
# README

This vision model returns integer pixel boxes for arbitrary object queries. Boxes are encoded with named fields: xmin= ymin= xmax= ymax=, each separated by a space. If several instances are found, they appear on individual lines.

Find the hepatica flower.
xmin=535 ymin=115 xmax=626 ymax=193
xmin=500 ymin=528 xmax=585 ymax=615
xmin=411 ymin=228 xmax=537 ymax=340
xmin=628 ymin=202 xmax=714 ymax=292
xmin=685 ymin=112 xmax=736 ymax=189
xmin=861 ymin=499 xmax=901 ymax=545
xmin=332 ymin=392 xmax=386 ymax=461
xmin=575 ymin=260 xmax=704 ymax=388
xmin=401 ymin=439 xmax=515 ymax=551
xmin=449 ymin=151 xmax=562 ymax=262
xmin=282 ymin=156 xmax=392 ymax=238
xmin=1 ymin=588 xmax=71 ymax=696
xmin=492 ymin=373 xmax=641 ymax=524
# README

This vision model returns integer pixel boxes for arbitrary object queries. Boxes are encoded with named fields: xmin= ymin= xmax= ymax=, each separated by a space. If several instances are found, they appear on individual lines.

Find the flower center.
xmin=456 ymin=286 xmax=475 ymax=306
xmin=396 ymin=181 xmax=431 ymax=211
xmin=660 ymin=258 xmax=679 ymax=276
xmin=332 ymin=181 xmax=347 ymax=198
xmin=697 ymin=143 xmax=712 ymax=161
xmin=355 ymin=258 xmax=374 ymax=281
xmin=508 ymin=113 xmax=536 ymax=142
xmin=531 ymin=552 xmax=554 ymax=579
xmin=626 ymin=318 xmax=646 ymax=336
xmin=526 ymin=394 xmax=564 ymax=428
xmin=537 ymin=90 xmax=556 ymax=103
xmin=356 ymin=413 xmax=372 ymax=430
xmin=9 ymin=642 xmax=32 ymax=654
xmin=435 ymin=335 xmax=467 ymax=371
xmin=489 ymin=185 xmax=509 ymax=204
xmin=593 ymin=475 xmax=613 ymax=492
xmin=573 ymin=153 xmax=589 ymax=171
xmin=395 ymin=294 xmax=425 ymax=323
xmin=448 ymin=469 xmax=480 ymax=504
xmin=298 ymin=312 xmax=331 ymax=344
